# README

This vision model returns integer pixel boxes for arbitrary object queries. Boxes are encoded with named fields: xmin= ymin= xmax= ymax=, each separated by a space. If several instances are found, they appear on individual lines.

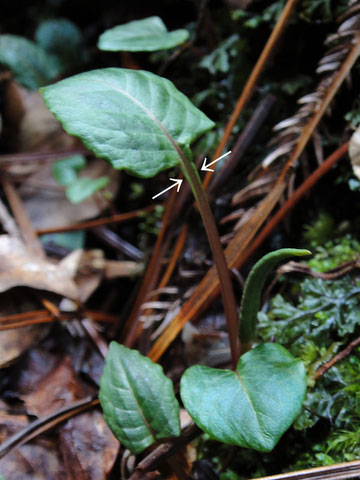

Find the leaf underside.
xmin=99 ymin=342 xmax=180 ymax=454
xmin=98 ymin=16 xmax=189 ymax=52
xmin=180 ymin=343 xmax=307 ymax=452
xmin=41 ymin=68 xmax=215 ymax=178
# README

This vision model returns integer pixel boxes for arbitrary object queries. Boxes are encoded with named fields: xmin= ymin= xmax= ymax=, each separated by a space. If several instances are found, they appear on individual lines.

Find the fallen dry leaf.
xmin=60 ymin=410 xmax=119 ymax=480
xmin=0 ymin=326 xmax=48 ymax=368
xmin=0 ymin=235 xmax=79 ymax=298
xmin=0 ymin=410 xmax=66 ymax=479
xmin=21 ymin=356 xmax=85 ymax=416
xmin=20 ymin=159 xmax=119 ymax=230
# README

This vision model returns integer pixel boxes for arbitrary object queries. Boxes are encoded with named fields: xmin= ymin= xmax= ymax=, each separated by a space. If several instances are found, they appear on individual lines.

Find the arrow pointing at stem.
xmin=201 ymin=150 xmax=232 ymax=172
xmin=152 ymin=178 xmax=183 ymax=200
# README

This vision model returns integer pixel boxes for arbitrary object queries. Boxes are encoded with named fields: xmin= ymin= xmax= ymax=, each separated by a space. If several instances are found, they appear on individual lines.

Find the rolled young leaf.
xmin=41 ymin=68 xmax=215 ymax=178
xmin=98 ymin=16 xmax=189 ymax=52
xmin=181 ymin=343 xmax=307 ymax=452
xmin=99 ymin=342 xmax=180 ymax=454
xmin=240 ymin=248 xmax=311 ymax=344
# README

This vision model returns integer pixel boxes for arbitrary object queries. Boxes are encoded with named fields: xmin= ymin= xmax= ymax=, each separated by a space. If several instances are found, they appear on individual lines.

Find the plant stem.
xmin=178 ymin=151 xmax=240 ymax=367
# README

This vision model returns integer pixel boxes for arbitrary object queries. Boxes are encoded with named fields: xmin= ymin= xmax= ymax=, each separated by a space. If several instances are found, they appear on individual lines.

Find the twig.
xmin=0 ymin=397 xmax=99 ymax=459
xmin=123 ymin=187 xmax=177 ymax=346
xmin=1 ymin=173 xmax=45 ymax=258
xmin=128 ymin=424 xmax=202 ymax=480
xmin=0 ymin=197 xmax=21 ymax=238
xmin=0 ymin=148 xmax=88 ymax=165
xmin=249 ymin=460 xmax=360 ymax=480
xmin=313 ymin=335 xmax=360 ymax=381
xmin=208 ymin=94 xmax=276 ymax=197
xmin=0 ymin=309 xmax=118 ymax=330
xmin=203 ymin=0 xmax=299 ymax=190
xmin=36 ymin=205 xmax=157 ymax=235
xmin=234 ymin=142 xmax=349 ymax=271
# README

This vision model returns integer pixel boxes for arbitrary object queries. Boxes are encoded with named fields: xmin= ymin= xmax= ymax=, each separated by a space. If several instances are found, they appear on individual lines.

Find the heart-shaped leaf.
xmin=98 ymin=16 xmax=189 ymax=52
xmin=99 ymin=342 xmax=180 ymax=454
xmin=41 ymin=68 xmax=214 ymax=177
xmin=180 ymin=343 xmax=306 ymax=452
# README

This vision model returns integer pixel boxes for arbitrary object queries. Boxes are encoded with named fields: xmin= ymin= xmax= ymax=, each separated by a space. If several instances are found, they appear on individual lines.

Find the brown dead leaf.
xmin=20 ymin=159 xmax=119 ymax=230
xmin=21 ymin=357 xmax=85 ymax=417
xmin=0 ymin=235 xmax=79 ymax=298
xmin=14 ymin=348 xmax=58 ymax=394
xmin=0 ymin=410 xmax=66 ymax=479
xmin=60 ymin=410 xmax=119 ymax=480
xmin=5 ymin=82 xmax=74 ymax=153
xmin=0 ymin=326 xmax=47 ymax=368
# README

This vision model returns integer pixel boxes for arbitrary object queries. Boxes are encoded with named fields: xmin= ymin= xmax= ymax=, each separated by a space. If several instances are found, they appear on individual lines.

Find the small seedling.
xmin=180 ymin=248 xmax=311 ymax=452
xmin=40 ymin=68 xmax=310 ymax=455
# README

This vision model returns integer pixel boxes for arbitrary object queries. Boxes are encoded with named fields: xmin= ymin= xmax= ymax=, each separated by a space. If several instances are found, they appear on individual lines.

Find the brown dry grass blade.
xmin=251 ymin=460 xmax=360 ymax=480
xmin=148 ymin=34 xmax=360 ymax=361
xmin=123 ymin=187 xmax=177 ymax=347
xmin=203 ymin=0 xmax=299 ymax=189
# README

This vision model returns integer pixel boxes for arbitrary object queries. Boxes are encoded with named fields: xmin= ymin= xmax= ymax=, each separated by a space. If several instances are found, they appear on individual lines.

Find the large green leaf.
xmin=0 ymin=35 xmax=60 ymax=90
xmin=98 ymin=16 xmax=189 ymax=52
xmin=240 ymin=248 xmax=311 ymax=344
xmin=180 ymin=343 xmax=306 ymax=452
xmin=99 ymin=342 xmax=180 ymax=454
xmin=41 ymin=68 xmax=214 ymax=177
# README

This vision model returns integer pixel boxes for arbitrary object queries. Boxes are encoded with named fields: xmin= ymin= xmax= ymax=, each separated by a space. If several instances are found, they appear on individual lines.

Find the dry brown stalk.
xmin=249 ymin=460 xmax=360 ymax=480
xmin=36 ymin=205 xmax=157 ymax=235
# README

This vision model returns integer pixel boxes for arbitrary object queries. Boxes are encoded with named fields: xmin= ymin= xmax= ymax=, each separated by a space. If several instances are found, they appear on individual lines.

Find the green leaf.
xmin=0 ymin=34 xmax=61 ymax=90
xmin=240 ymin=248 xmax=311 ymax=344
xmin=65 ymin=176 xmax=109 ymax=204
xmin=180 ymin=343 xmax=307 ymax=452
xmin=52 ymin=154 xmax=86 ymax=186
xmin=41 ymin=68 xmax=214 ymax=177
xmin=98 ymin=16 xmax=189 ymax=52
xmin=35 ymin=18 xmax=88 ymax=72
xmin=99 ymin=342 xmax=180 ymax=454
xmin=40 ymin=231 xmax=85 ymax=251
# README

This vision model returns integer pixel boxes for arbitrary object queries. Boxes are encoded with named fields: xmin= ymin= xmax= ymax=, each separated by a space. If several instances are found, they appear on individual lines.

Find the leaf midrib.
xmin=235 ymin=370 xmax=266 ymax=443
xmin=118 ymin=357 xmax=158 ymax=443
xmin=100 ymin=78 xmax=184 ymax=160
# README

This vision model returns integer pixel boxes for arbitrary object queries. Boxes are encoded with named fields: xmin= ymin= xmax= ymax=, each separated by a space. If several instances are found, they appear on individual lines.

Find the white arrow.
xmin=152 ymin=178 xmax=183 ymax=200
xmin=201 ymin=150 xmax=232 ymax=172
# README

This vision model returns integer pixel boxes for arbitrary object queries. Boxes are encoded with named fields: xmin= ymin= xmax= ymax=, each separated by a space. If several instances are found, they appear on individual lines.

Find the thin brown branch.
xmin=0 ymin=397 xmax=99 ymax=459
xmin=123 ymin=187 xmax=178 ymax=347
xmin=313 ymin=335 xmax=360 ymax=381
xmin=249 ymin=460 xmax=360 ymax=480
xmin=0 ymin=148 xmax=88 ymax=165
xmin=1 ymin=173 xmax=45 ymax=258
xmin=36 ymin=205 xmax=157 ymax=235
xmin=0 ymin=309 xmax=118 ymax=330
